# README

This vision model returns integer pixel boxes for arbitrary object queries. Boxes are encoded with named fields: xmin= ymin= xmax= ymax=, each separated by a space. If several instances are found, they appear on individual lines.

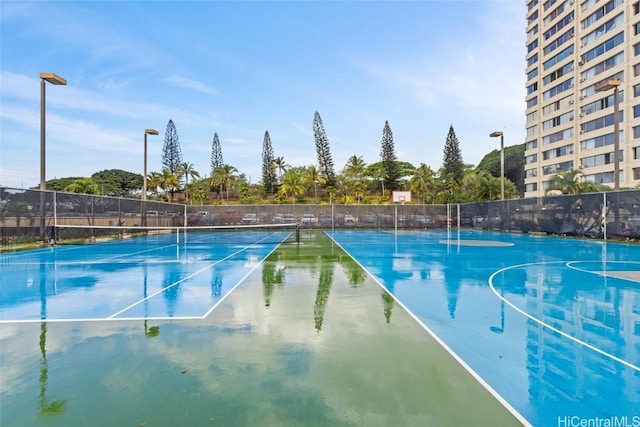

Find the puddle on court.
xmin=0 ymin=231 xmax=522 ymax=426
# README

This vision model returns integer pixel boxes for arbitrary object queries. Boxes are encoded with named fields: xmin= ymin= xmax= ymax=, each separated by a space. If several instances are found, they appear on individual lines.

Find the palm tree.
xmin=409 ymin=163 xmax=436 ymax=204
xmin=190 ymin=185 xmax=208 ymax=205
xmin=342 ymin=155 xmax=367 ymax=203
xmin=146 ymin=172 xmax=163 ymax=199
xmin=546 ymin=170 xmax=585 ymax=195
xmin=63 ymin=178 xmax=99 ymax=195
xmin=159 ymin=168 xmax=180 ymax=202
xmin=279 ymin=168 xmax=305 ymax=204
xmin=211 ymin=164 xmax=238 ymax=204
xmin=178 ymin=162 xmax=200 ymax=203
xmin=343 ymin=155 xmax=367 ymax=181
xmin=273 ymin=157 xmax=288 ymax=182
xmin=302 ymin=165 xmax=326 ymax=201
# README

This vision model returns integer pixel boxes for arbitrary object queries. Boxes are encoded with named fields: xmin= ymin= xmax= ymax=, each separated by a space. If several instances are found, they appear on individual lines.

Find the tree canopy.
xmin=442 ymin=125 xmax=464 ymax=183
xmin=162 ymin=119 xmax=183 ymax=174
xmin=477 ymin=143 xmax=526 ymax=196
xmin=91 ymin=169 xmax=143 ymax=197
xmin=262 ymin=131 xmax=276 ymax=194
xmin=380 ymin=120 xmax=401 ymax=192
xmin=313 ymin=111 xmax=336 ymax=187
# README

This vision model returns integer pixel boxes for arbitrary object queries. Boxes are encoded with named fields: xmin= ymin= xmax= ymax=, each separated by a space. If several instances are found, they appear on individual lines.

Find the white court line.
xmin=324 ymin=231 xmax=532 ymax=427
xmin=3 ymin=244 xmax=178 ymax=266
xmin=489 ymin=261 xmax=640 ymax=373
xmin=566 ymin=260 xmax=640 ymax=283
xmin=108 ymin=241 xmax=283 ymax=319
xmin=200 ymin=243 xmax=282 ymax=319
xmin=1 ymin=236 xmax=288 ymax=324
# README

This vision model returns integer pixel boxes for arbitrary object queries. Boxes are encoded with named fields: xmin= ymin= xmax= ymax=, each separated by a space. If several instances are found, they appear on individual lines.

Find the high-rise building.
xmin=524 ymin=0 xmax=640 ymax=197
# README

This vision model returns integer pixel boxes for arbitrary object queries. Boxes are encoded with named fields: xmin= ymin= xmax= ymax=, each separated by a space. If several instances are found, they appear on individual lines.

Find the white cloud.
xmin=162 ymin=75 xmax=221 ymax=96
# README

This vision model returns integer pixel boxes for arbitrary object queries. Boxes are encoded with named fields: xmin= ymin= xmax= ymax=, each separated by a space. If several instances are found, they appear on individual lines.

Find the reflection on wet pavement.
xmin=0 ymin=231 xmax=522 ymax=426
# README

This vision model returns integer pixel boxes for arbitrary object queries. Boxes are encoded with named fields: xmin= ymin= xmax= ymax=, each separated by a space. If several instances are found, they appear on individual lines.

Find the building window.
xmin=543 ymin=78 xmax=574 ymax=101
xmin=634 ymin=126 xmax=640 ymax=139
xmin=527 ymin=96 xmax=539 ymax=108
xmin=581 ymin=112 xmax=623 ymax=134
xmin=634 ymin=168 xmax=640 ymax=180
xmin=525 ymin=183 xmax=538 ymax=192
xmin=544 ymin=29 xmax=574 ymax=56
xmin=544 ymin=12 xmax=573 ymax=40
xmin=634 ymin=105 xmax=640 ymax=118
xmin=528 ymin=53 xmax=539 ymax=67
xmin=581 ymin=132 xmax=619 ymax=151
xmin=579 ymin=52 xmax=624 ymax=82
xmin=581 ymin=92 xmax=621 ymax=116
xmin=542 ymin=0 xmax=557 ymax=11
xmin=543 ymin=128 xmax=573 ymax=145
xmin=544 ymin=1 xmax=566 ymax=26
xmin=634 ymin=146 xmax=640 ymax=159
xmin=583 ymin=171 xmax=616 ymax=184
xmin=525 ymin=168 xmax=538 ymax=178
xmin=527 ymin=39 xmax=539 ymax=53
xmin=542 ymin=161 xmax=573 ymax=176
xmin=544 ymin=62 xmax=574 ymax=85
xmin=543 ymin=97 xmax=573 ymax=115
xmin=543 ymin=111 xmax=574 ymax=130
xmin=582 ymin=32 xmax=624 ymax=64
xmin=527 ymin=82 xmax=538 ymax=95
xmin=526 ymin=139 xmax=538 ymax=150
xmin=581 ymin=152 xmax=619 ymax=168
xmin=581 ymin=13 xmax=624 ymax=48
xmin=543 ymin=46 xmax=573 ymax=71
xmin=582 ymin=0 xmax=624 ymax=30
xmin=526 ymin=153 xmax=538 ymax=164
xmin=543 ymin=144 xmax=574 ymax=160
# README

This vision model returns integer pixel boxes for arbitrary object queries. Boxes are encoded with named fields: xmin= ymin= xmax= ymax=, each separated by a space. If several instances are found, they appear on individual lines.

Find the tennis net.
xmin=51 ymin=223 xmax=300 ymax=246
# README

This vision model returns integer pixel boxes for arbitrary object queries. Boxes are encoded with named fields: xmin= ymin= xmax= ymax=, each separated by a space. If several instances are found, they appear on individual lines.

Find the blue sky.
xmin=1 ymin=0 xmax=526 ymax=189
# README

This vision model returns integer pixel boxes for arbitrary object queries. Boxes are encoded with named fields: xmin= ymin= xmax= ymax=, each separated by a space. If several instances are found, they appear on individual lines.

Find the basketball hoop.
xmin=392 ymin=191 xmax=411 ymax=204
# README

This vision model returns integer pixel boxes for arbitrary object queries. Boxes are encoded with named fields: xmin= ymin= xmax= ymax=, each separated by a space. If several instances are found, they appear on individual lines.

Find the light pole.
xmin=142 ymin=129 xmax=159 ymax=201
xmin=490 ymin=131 xmax=505 ymax=200
xmin=594 ymin=79 xmax=621 ymax=190
xmin=39 ymin=73 xmax=67 ymax=241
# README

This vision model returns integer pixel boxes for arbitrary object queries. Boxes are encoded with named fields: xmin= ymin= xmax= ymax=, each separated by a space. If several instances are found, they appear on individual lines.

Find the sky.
xmin=0 ymin=0 xmax=526 ymax=190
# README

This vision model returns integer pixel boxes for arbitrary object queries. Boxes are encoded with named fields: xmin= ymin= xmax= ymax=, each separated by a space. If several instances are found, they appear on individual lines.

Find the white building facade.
xmin=524 ymin=0 xmax=640 ymax=197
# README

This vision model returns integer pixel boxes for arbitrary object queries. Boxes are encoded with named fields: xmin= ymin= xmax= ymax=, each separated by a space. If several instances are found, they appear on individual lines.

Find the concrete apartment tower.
xmin=524 ymin=0 xmax=640 ymax=197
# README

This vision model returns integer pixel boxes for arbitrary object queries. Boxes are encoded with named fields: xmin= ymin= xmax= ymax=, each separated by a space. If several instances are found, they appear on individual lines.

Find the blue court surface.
xmin=1 ymin=229 xmax=639 ymax=427
xmin=0 ymin=231 xmax=288 ymax=321
xmin=327 ymin=229 xmax=640 ymax=427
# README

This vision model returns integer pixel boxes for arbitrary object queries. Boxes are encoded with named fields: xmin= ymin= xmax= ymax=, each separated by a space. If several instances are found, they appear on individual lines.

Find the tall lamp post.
xmin=490 ymin=131 xmax=505 ymax=200
xmin=39 ymin=73 xmax=67 ymax=241
xmin=142 ymin=129 xmax=159 ymax=201
xmin=594 ymin=79 xmax=621 ymax=191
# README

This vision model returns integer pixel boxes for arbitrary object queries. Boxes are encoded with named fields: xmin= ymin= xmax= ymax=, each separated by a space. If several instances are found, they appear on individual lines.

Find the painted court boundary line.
xmin=0 ymin=241 xmax=284 ymax=324
xmin=489 ymin=260 xmax=640 ymax=373
xmin=324 ymin=231 xmax=532 ymax=427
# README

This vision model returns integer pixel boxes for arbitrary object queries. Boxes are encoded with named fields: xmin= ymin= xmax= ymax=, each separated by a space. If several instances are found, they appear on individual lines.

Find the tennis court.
xmin=328 ymin=229 xmax=640 ymax=427
xmin=1 ymin=227 xmax=638 ymax=426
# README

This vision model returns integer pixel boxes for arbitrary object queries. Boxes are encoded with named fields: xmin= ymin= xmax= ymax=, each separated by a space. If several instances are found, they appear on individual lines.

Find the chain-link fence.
xmin=2 ymin=187 xmax=639 ymax=245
